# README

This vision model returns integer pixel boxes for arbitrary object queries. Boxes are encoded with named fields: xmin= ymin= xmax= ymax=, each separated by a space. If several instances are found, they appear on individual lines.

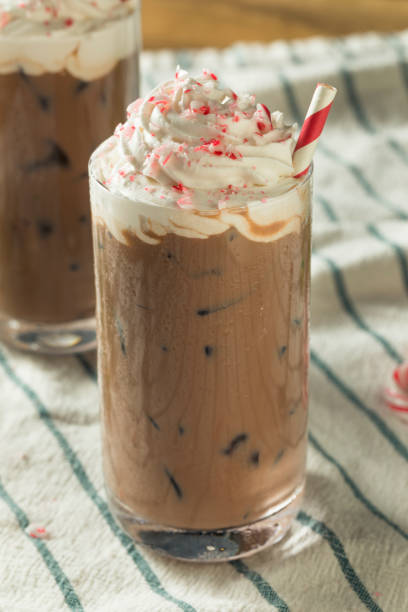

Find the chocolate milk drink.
xmin=90 ymin=69 xmax=312 ymax=561
xmin=0 ymin=0 xmax=140 ymax=352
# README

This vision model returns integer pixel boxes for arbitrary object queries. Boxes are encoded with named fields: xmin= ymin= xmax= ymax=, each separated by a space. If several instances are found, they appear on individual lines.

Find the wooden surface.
xmin=142 ymin=0 xmax=408 ymax=49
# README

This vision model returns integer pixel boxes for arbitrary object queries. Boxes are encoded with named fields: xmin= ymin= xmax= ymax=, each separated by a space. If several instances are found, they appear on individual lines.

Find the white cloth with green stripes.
xmin=1 ymin=30 xmax=408 ymax=612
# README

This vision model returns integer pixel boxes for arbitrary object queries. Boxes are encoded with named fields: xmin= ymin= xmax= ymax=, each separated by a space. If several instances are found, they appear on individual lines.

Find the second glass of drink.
xmin=0 ymin=0 xmax=141 ymax=353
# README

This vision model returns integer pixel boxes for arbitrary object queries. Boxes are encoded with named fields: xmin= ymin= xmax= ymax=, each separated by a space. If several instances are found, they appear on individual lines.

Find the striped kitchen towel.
xmin=1 ymin=29 xmax=408 ymax=612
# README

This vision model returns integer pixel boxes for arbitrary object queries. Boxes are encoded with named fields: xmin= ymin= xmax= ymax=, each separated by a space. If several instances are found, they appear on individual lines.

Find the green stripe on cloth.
xmin=0 ymin=348 xmax=196 ymax=612
xmin=386 ymin=34 xmax=408 ymax=96
xmin=318 ymin=143 xmax=408 ymax=220
xmin=286 ymin=41 xmax=303 ymax=66
xmin=2 ymin=348 xmax=287 ymax=612
xmin=387 ymin=139 xmax=408 ymax=165
xmin=340 ymin=66 xmax=408 ymax=165
xmin=75 ymin=354 xmax=97 ymax=381
xmin=366 ymin=223 xmax=408 ymax=296
xmin=310 ymin=349 xmax=408 ymax=462
xmin=278 ymin=72 xmax=408 ymax=220
xmin=309 ymin=432 xmax=408 ymax=541
xmin=340 ymin=67 xmax=375 ymax=134
xmin=278 ymin=72 xmax=303 ymax=123
xmin=313 ymin=250 xmax=404 ymax=363
xmin=77 ymin=351 xmax=287 ymax=608
xmin=0 ymin=479 xmax=83 ymax=611
xmin=175 ymin=50 xmax=194 ymax=70
xmin=297 ymin=511 xmax=383 ymax=612
xmin=312 ymin=185 xmax=408 ymax=299
xmin=316 ymin=194 xmax=339 ymax=222
xmin=230 ymin=561 xmax=289 ymax=611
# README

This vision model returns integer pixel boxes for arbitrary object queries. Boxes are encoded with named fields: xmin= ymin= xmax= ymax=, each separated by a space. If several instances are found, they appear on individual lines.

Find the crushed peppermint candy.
xmin=93 ymin=68 xmax=298 ymax=209
xmin=0 ymin=11 xmax=10 ymax=28
xmin=25 ymin=525 xmax=49 ymax=540
xmin=177 ymin=195 xmax=193 ymax=209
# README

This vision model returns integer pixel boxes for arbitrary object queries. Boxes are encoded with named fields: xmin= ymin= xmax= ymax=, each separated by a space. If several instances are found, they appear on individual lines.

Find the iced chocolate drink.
xmin=0 ymin=0 xmax=140 ymax=353
xmin=90 ymin=69 xmax=312 ymax=561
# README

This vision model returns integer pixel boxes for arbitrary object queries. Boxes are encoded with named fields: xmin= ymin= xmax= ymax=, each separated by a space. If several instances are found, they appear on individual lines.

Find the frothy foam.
xmin=90 ymin=174 xmax=311 ymax=245
xmin=0 ymin=0 xmax=140 ymax=79
xmin=90 ymin=68 xmax=311 ymax=243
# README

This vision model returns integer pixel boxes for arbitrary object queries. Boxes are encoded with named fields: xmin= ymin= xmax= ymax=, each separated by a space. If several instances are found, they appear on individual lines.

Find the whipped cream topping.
xmin=0 ymin=0 xmax=135 ymax=26
xmin=92 ymin=68 xmax=299 ymax=210
xmin=90 ymin=69 xmax=311 ymax=244
xmin=0 ymin=0 xmax=140 ymax=79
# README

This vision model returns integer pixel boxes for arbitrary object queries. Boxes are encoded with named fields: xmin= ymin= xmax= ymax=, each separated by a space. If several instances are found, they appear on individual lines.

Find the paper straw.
xmin=293 ymin=82 xmax=337 ymax=177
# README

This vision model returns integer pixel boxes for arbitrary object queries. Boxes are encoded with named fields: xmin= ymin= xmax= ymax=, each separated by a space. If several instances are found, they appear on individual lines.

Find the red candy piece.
xmin=260 ymin=103 xmax=272 ymax=123
xmin=226 ymin=152 xmax=239 ymax=160
xmin=392 ymin=363 xmax=408 ymax=391
xmin=172 ymin=183 xmax=186 ymax=192
xmin=26 ymin=525 xmax=48 ymax=540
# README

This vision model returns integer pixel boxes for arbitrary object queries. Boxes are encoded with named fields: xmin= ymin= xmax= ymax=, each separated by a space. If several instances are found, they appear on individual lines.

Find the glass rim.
xmin=89 ymin=151 xmax=313 ymax=216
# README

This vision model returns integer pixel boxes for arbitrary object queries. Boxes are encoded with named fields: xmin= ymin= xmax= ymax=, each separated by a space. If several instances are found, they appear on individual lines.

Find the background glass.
xmin=0 ymin=6 xmax=141 ymax=354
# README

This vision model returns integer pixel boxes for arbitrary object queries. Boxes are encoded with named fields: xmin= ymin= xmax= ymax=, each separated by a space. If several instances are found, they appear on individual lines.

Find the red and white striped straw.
xmin=293 ymin=82 xmax=337 ymax=177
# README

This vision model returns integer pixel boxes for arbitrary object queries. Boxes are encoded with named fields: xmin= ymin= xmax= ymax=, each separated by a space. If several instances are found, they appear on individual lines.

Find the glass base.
xmin=0 ymin=315 xmax=96 ymax=354
xmin=107 ymin=482 xmax=304 ymax=562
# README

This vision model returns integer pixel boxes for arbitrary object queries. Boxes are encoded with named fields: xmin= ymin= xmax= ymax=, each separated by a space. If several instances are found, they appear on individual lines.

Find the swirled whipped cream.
xmin=90 ymin=69 xmax=311 ymax=244
xmin=0 ymin=0 xmax=140 ymax=79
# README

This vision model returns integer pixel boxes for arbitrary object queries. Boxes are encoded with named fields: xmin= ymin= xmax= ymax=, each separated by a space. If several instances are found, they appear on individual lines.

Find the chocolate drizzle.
xmin=190 ymin=267 xmax=222 ymax=279
xmin=222 ymin=433 xmax=248 ymax=455
xmin=75 ymin=81 xmax=90 ymax=94
xmin=24 ymin=141 xmax=70 ymax=172
xmin=36 ymin=220 xmax=54 ymax=238
xmin=148 ymin=415 xmax=160 ymax=431
xmin=100 ymin=88 xmax=107 ymax=106
xmin=164 ymin=468 xmax=183 ymax=499
xmin=249 ymin=451 xmax=260 ymax=465
xmin=197 ymin=296 xmax=243 ymax=317
xmin=115 ymin=318 xmax=126 ymax=356
xmin=19 ymin=69 xmax=50 ymax=111
xmin=273 ymin=449 xmax=285 ymax=465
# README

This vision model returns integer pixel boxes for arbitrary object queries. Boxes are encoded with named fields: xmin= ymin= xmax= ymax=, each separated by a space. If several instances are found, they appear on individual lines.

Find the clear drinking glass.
xmin=0 ymin=3 xmax=141 ymax=354
xmin=90 ymin=163 xmax=312 ymax=562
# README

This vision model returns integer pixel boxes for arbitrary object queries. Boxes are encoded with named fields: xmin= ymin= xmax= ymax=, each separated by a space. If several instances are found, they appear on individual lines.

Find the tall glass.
xmin=90 ymin=165 xmax=312 ymax=562
xmin=0 ymin=4 xmax=141 ymax=353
